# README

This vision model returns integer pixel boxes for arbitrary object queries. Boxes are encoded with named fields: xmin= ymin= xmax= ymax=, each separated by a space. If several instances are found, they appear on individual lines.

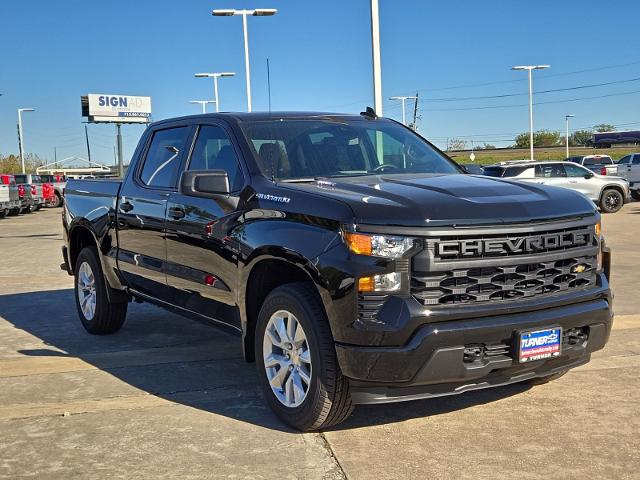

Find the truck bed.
xmin=64 ymin=179 xmax=122 ymax=222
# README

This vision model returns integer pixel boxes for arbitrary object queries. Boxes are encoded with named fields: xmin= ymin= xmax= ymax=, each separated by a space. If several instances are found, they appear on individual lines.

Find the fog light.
xmin=358 ymin=272 xmax=402 ymax=292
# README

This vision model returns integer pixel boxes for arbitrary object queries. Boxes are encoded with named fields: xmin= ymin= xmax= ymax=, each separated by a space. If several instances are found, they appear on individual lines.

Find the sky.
xmin=1 ymin=0 xmax=639 ymax=166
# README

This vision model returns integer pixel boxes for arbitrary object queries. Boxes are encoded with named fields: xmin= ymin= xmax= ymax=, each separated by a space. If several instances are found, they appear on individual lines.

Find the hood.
xmin=280 ymin=173 xmax=597 ymax=227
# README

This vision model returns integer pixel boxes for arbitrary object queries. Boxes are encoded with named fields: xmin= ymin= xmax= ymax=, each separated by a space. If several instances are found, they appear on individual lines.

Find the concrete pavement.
xmin=0 ymin=206 xmax=638 ymax=479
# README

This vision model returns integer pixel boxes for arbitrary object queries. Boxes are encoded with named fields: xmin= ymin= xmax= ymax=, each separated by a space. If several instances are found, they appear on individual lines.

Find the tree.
xmin=594 ymin=123 xmax=615 ymax=132
xmin=0 ymin=153 xmax=46 ymax=173
xmin=447 ymin=138 xmax=467 ymax=151
xmin=480 ymin=143 xmax=496 ymax=150
xmin=569 ymin=130 xmax=592 ymax=146
xmin=514 ymin=129 xmax=561 ymax=148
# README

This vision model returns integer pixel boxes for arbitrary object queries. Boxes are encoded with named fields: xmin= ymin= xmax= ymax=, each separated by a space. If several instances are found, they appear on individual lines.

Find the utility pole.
xmin=84 ymin=125 xmax=92 ymax=162
xmin=116 ymin=124 xmax=124 ymax=178
xmin=54 ymin=147 xmax=57 ymax=163
xmin=411 ymin=91 xmax=419 ymax=131
xmin=17 ymin=108 xmax=35 ymax=173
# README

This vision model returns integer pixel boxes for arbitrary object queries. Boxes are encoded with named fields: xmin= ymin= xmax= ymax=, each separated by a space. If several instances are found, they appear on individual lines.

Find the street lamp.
xmin=189 ymin=100 xmax=216 ymax=114
xmin=389 ymin=96 xmax=417 ymax=126
xmin=194 ymin=72 xmax=236 ymax=112
xmin=212 ymin=8 xmax=277 ymax=112
xmin=370 ymin=0 xmax=383 ymax=115
xmin=511 ymin=65 xmax=550 ymax=161
xmin=17 ymin=108 xmax=35 ymax=174
xmin=565 ymin=114 xmax=575 ymax=158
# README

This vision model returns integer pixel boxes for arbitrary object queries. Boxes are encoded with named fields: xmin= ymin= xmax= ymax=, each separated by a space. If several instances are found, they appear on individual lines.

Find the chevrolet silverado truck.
xmin=61 ymin=111 xmax=613 ymax=431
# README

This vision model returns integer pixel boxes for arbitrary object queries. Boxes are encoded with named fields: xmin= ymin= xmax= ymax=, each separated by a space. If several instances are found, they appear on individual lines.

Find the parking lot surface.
xmin=0 ymin=207 xmax=638 ymax=479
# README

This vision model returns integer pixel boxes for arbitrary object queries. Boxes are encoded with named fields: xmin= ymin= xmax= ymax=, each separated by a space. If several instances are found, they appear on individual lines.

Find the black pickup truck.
xmin=61 ymin=111 xmax=613 ymax=431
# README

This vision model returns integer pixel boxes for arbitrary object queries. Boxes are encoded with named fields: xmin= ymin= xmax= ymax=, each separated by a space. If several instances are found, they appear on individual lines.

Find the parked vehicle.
xmin=0 ymin=175 xmax=21 ymax=218
xmin=587 ymin=130 xmax=640 ymax=148
xmin=62 ymin=112 xmax=613 ymax=431
xmin=14 ymin=181 xmax=34 ymax=214
xmin=14 ymin=174 xmax=46 ymax=211
xmin=484 ymin=161 xmax=630 ymax=213
xmin=460 ymin=163 xmax=484 ymax=175
xmin=565 ymin=155 xmax=617 ymax=176
xmin=39 ymin=174 xmax=67 ymax=207
xmin=614 ymin=153 xmax=640 ymax=200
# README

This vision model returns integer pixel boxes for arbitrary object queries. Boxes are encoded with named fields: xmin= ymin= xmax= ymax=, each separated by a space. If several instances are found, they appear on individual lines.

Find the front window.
xmin=239 ymin=118 xmax=461 ymax=180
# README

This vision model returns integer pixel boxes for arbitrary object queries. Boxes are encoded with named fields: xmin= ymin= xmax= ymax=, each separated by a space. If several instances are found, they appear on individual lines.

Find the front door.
xmin=164 ymin=123 xmax=246 ymax=329
xmin=116 ymin=125 xmax=193 ymax=298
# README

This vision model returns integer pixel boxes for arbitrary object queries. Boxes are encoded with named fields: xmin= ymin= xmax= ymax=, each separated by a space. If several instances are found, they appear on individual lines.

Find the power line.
xmin=425 ymin=89 xmax=640 ymax=112
xmin=427 ymin=76 xmax=640 ymax=102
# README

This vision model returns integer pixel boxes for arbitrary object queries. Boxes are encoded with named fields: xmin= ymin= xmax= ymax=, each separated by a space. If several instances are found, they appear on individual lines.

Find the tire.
xmin=255 ymin=283 xmax=353 ymax=431
xmin=8 ymin=208 xmax=19 ymax=216
xmin=599 ymin=188 xmax=624 ymax=213
xmin=631 ymin=190 xmax=640 ymax=201
xmin=22 ymin=206 xmax=32 ymax=214
xmin=50 ymin=193 xmax=62 ymax=208
xmin=74 ymin=246 xmax=128 ymax=334
xmin=527 ymin=370 xmax=567 ymax=386
xmin=0 ymin=210 xmax=6 ymax=219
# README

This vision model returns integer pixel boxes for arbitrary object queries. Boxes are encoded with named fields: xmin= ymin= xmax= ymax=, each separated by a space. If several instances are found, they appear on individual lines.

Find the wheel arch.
xmin=241 ymin=251 xmax=328 ymax=362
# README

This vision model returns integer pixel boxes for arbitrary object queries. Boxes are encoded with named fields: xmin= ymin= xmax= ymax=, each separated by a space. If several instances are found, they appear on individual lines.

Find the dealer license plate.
xmin=519 ymin=327 xmax=562 ymax=363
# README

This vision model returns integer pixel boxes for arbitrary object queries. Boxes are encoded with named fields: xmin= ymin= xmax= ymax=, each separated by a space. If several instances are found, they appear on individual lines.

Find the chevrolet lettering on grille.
xmin=437 ymin=231 xmax=591 ymax=258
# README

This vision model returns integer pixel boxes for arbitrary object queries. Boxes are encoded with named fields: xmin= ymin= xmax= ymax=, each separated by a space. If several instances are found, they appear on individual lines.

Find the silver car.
xmin=615 ymin=153 xmax=640 ymax=201
xmin=483 ymin=161 xmax=630 ymax=213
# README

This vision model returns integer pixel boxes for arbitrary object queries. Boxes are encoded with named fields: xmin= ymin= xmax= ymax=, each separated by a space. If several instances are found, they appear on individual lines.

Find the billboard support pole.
xmin=116 ymin=123 xmax=124 ymax=178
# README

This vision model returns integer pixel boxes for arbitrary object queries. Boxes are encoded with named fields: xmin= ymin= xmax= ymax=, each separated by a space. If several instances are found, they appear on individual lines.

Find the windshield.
xmin=240 ymin=118 xmax=461 ymax=180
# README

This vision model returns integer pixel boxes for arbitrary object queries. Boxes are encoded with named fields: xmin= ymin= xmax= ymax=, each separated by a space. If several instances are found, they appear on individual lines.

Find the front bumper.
xmin=338 ymin=295 xmax=612 ymax=404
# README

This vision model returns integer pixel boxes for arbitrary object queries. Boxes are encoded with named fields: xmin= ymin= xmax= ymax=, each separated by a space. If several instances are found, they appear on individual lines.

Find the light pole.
xmin=194 ymin=72 xmax=236 ymax=112
xmin=565 ymin=114 xmax=575 ymax=158
xmin=370 ymin=0 xmax=383 ymax=115
xmin=389 ymin=96 xmax=417 ymax=126
xmin=511 ymin=65 xmax=550 ymax=161
xmin=212 ymin=8 xmax=277 ymax=112
xmin=189 ymin=100 xmax=216 ymax=114
xmin=17 ymin=108 xmax=35 ymax=173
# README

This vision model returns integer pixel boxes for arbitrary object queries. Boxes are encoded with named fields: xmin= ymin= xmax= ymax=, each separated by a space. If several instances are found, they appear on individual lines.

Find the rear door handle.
xmin=120 ymin=201 xmax=134 ymax=212
xmin=169 ymin=207 xmax=185 ymax=219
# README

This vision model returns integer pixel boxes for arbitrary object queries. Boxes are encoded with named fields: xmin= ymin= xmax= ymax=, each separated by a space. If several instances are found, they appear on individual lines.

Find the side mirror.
xmin=180 ymin=170 xmax=230 ymax=197
xmin=584 ymin=172 xmax=594 ymax=179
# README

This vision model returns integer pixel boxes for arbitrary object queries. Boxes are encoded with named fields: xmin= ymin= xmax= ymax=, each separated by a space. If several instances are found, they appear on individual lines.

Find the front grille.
xmin=413 ymin=255 xmax=596 ymax=305
xmin=411 ymin=222 xmax=599 ymax=307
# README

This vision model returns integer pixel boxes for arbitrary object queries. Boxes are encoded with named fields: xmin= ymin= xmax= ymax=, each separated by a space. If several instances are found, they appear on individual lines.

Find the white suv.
xmin=484 ymin=161 xmax=630 ymax=213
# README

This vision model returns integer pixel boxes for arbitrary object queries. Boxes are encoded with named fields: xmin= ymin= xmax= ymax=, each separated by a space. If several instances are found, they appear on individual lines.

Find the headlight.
xmin=595 ymin=221 xmax=603 ymax=271
xmin=344 ymin=232 xmax=415 ymax=258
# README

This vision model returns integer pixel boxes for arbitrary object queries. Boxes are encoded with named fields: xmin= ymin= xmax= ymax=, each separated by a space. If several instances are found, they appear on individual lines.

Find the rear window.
xmin=483 ymin=166 xmax=505 ymax=177
xmin=14 ymin=175 xmax=27 ymax=183
xmin=583 ymin=156 xmax=612 ymax=166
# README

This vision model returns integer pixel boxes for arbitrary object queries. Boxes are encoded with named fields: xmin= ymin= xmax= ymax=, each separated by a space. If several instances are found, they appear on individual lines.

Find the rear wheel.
xmin=8 ymin=208 xmax=19 ymax=216
xmin=631 ymin=190 xmax=640 ymax=201
xmin=255 ymin=283 xmax=353 ymax=431
xmin=0 ymin=210 xmax=6 ymax=219
xmin=74 ymin=247 xmax=127 ymax=334
xmin=50 ymin=193 xmax=62 ymax=208
xmin=600 ymin=189 xmax=623 ymax=213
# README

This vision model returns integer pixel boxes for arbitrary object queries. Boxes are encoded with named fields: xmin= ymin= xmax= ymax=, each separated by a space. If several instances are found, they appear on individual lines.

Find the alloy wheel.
xmin=77 ymin=261 xmax=97 ymax=320
xmin=262 ymin=309 xmax=312 ymax=408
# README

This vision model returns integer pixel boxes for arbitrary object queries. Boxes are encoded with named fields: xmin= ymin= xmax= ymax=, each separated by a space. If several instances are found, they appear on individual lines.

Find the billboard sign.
xmin=82 ymin=94 xmax=152 ymax=123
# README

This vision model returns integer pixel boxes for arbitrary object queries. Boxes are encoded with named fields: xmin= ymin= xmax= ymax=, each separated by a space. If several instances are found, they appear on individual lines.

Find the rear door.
xmin=534 ymin=163 xmax=568 ymax=188
xmin=116 ymin=125 xmax=194 ymax=298
xmin=164 ymin=122 xmax=246 ymax=328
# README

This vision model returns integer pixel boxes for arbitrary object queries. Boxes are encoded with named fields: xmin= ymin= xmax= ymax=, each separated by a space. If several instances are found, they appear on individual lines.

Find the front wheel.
xmin=600 ymin=188 xmax=623 ymax=213
xmin=255 ymin=283 xmax=353 ymax=431
xmin=631 ymin=190 xmax=640 ymax=201
xmin=74 ymin=247 xmax=127 ymax=334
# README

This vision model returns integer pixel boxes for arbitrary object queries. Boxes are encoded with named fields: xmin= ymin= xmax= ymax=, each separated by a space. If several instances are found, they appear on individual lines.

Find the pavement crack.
xmin=318 ymin=432 xmax=348 ymax=480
